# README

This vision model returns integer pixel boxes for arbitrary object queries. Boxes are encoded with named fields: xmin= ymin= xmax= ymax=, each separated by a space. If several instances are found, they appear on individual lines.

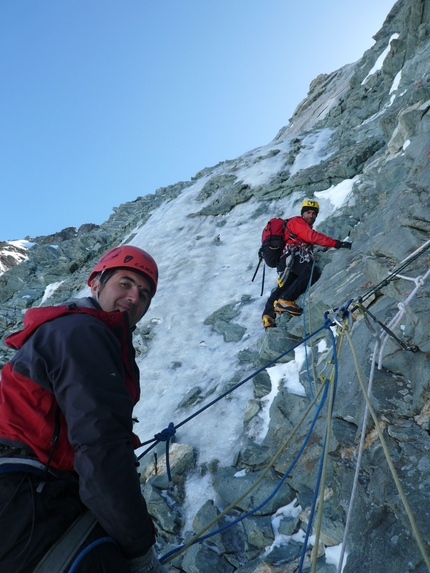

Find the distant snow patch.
xmin=361 ymin=33 xmax=399 ymax=85
xmin=8 ymin=239 xmax=35 ymax=250
xmin=389 ymin=70 xmax=402 ymax=94
xmin=315 ymin=177 xmax=358 ymax=210
xmin=39 ymin=281 xmax=65 ymax=306
xmin=289 ymin=129 xmax=334 ymax=176
xmin=235 ymin=137 xmax=292 ymax=187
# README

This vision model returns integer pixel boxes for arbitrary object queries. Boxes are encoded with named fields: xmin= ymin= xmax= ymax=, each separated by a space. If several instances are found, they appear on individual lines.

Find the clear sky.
xmin=0 ymin=0 xmax=396 ymax=241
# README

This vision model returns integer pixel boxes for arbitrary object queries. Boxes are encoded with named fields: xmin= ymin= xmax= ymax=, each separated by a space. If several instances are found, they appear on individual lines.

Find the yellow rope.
xmin=344 ymin=328 xmax=430 ymax=571
xmin=311 ymin=329 xmax=345 ymax=573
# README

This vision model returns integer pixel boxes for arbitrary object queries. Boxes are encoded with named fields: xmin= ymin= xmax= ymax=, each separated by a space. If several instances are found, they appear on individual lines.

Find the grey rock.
xmin=204 ymin=300 xmax=250 ymax=342
xmin=258 ymin=328 xmax=301 ymax=364
xmin=240 ymin=442 xmax=271 ymax=469
xmin=192 ymin=500 xmax=246 ymax=556
xmin=252 ymin=370 xmax=272 ymax=399
xmin=181 ymin=543 xmax=234 ymax=573
xmin=266 ymin=541 xmax=302 ymax=565
xmin=144 ymin=484 xmax=182 ymax=534
xmin=212 ymin=467 xmax=295 ymax=516
xmin=142 ymin=443 xmax=196 ymax=490
xmin=243 ymin=398 xmax=260 ymax=422
xmin=178 ymin=387 xmax=203 ymax=408
xmin=277 ymin=515 xmax=299 ymax=537
xmin=242 ymin=515 xmax=274 ymax=548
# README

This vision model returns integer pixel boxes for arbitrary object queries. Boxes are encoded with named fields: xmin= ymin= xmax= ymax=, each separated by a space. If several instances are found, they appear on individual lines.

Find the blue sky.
xmin=0 ymin=0 xmax=396 ymax=241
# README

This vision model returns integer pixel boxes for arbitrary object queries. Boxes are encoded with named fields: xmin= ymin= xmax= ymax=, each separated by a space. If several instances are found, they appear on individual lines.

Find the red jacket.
xmin=0 ymin=304 xmax=140 ymax=470
xmin=284 ymin=215 xmax=338 ymax=250
xmin=0 ymin=299 xmax=155 ymax=558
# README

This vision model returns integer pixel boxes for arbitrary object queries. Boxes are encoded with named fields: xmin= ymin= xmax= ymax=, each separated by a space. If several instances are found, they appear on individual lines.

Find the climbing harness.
xmin=276 ymin=247 xmax=297 ymax=288
xmin=297 ymin=243 xmax=314 ymax=263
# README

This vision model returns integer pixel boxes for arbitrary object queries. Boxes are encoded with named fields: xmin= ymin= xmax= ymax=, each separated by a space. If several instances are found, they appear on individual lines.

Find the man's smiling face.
xmin=301 ymin=209 xmax=318 ymax=226
xmin=91 ymin=269 xmax=152 ymax=327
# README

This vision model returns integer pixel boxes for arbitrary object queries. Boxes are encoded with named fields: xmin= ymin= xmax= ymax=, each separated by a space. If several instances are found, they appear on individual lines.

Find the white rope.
xmin=336 ymin=338 xmax=378 ymax=573
xmin=378 ymin=267 xmax=430 ymax=368
xmin=395 ymin=239 xmax=430 ymax=266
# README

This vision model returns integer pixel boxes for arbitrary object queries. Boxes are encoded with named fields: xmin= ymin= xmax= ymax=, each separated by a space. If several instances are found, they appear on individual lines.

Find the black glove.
xmin=335 ymin=240 xmax=352 ymax=249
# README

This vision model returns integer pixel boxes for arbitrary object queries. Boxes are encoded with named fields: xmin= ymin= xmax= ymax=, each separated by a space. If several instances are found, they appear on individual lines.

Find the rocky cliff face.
xmin=1 ymin=1 xmax=430 ymax=572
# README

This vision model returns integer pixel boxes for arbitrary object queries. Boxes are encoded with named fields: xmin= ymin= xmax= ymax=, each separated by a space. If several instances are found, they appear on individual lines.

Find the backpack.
xmin=259 ymin=218 xmax=288 ymax=268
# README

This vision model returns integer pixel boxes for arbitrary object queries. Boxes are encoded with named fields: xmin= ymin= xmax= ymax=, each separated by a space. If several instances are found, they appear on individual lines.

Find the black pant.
xmin=0 ymin=471 xmax=132 ymax=573
xmin=263 ymin=254 xmax=321 ymax=318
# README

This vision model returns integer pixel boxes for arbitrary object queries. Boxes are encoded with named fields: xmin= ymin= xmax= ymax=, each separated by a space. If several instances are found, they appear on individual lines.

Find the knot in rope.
xmin=323 ymin=312 xmax=335 ymax=328
xmin=153 ymin=422 xmax=176 ymax=491
xmin=154 ymin=422 xmax=176 ymax=442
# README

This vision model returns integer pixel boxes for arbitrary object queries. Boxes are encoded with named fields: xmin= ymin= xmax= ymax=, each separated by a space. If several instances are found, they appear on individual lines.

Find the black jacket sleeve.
xmin=16 ymin=313 xmax=155 ymax=558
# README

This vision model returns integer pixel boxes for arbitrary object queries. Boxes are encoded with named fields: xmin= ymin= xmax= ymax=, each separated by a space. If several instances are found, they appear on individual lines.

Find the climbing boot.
xmin=262 ymin=315 xmax=277 ymax=329
xmin=273 ymin=299 xmax=303 ymax=316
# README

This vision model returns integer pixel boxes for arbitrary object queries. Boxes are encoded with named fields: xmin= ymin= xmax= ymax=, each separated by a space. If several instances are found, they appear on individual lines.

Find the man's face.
xmin=302 ymin=209 xmax=318 ymax=226
xmin=91 ymin=269 xmax=152 ymax=327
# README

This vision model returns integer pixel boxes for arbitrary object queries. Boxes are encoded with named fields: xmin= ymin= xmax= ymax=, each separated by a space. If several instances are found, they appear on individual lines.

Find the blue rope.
xmin=160 ymin=377 xmax=331 ymax=563
xmin=138 ymin=318 xmax=334 ymax=461
xmin=68 ymin=537 xmax=118 ymax=573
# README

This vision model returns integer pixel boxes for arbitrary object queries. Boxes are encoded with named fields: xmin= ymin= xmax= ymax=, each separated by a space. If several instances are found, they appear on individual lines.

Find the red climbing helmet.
xmin=88 ymin=245 xmax=158 ymax=296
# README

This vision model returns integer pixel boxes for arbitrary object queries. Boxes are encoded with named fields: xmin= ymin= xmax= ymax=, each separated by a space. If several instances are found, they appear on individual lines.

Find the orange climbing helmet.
xmin=88 ymin=245 xmax=158 ymax=296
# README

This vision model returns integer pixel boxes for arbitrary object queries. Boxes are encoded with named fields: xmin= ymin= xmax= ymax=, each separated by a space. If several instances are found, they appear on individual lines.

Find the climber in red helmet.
xmin=0 ymin=245 xmax=167 ymax=572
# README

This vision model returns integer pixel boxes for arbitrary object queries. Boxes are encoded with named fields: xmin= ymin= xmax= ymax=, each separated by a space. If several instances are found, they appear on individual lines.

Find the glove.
xmin=335 ymin=240 xmax=352 ymax=249
xmin=128 ymin=546 xmax=168 ymax=573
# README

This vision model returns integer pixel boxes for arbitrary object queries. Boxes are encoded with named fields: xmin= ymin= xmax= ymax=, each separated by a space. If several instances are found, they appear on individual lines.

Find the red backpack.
xmin=259 ymin=218 xmax=288 ymax=268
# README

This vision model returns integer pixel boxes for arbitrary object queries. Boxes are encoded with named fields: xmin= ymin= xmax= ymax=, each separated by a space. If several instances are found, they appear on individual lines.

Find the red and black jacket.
xmin=0 ymin=299 xmax=155 ymax=558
